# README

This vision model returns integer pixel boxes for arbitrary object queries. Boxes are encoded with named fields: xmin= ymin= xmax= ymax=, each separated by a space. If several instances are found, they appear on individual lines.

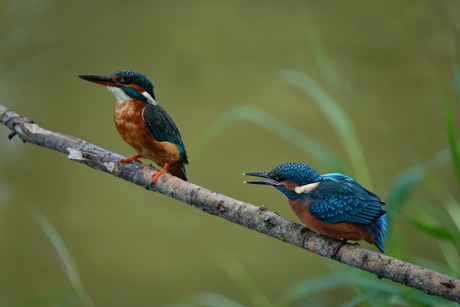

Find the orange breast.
xmin=113 ymin=99 xmax=181 ymax=166
xmin=288 ymin=198 xmax=376 ymax=245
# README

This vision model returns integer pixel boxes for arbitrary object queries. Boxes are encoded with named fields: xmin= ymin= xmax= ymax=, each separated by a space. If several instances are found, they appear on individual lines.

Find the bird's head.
xmin=244 ymin=163 xmax=322 ymax=200
xmin=79 ymin=71 xmax=156 ymax=103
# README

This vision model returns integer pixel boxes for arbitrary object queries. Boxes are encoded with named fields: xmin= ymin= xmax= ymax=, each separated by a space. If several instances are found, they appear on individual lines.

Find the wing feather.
xmin=307 ymin=175 xmax=385 ymax=225
xmin=142 ymin=104 xmax=188 ymax=163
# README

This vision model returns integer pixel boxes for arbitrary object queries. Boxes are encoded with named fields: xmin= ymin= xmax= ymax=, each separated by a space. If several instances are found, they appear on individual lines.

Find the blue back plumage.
xmin=305 ymin=173 xmax=387 ymax=251
xmin=269 ymin=164 xmax=387 ymax=252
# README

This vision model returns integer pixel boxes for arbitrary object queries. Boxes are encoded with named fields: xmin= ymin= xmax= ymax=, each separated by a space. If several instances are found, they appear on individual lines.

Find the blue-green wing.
xmin=142 ymin=104 xmax=188 ymax=162
xmin=307 ymin=175 xmax=384 ymax=225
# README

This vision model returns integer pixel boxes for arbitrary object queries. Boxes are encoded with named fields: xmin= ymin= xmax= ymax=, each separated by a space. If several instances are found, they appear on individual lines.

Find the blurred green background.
xmin=1 ymin=1 xmax=460 ymax=306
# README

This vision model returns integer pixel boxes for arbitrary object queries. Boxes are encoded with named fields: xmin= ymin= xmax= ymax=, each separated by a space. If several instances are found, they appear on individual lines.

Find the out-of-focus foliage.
xmin=2 ymin=1 xmax=460 ymax=306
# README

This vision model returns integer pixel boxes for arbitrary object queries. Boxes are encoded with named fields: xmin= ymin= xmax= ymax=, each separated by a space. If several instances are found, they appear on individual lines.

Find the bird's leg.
xmin=120 ymin=155 xmax=142 ymax=163
xmin=152 ymin=163 xmax=170 ymax=183
xmin=331 ymin=238 xmax=348 ymax=257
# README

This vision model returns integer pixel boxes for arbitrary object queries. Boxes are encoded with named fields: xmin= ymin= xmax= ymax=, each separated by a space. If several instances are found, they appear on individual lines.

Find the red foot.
xmin=152 ymin=163 xmax=170 ymax=184
xmin=120 ymin=155 xmax=142 ymax=164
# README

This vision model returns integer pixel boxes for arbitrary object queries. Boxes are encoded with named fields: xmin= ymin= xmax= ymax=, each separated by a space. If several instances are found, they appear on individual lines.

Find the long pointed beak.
xmin=78 ymin=75 xmax=119 ymax=87
xmin=243 ymin=172 xmax=278 ymax=186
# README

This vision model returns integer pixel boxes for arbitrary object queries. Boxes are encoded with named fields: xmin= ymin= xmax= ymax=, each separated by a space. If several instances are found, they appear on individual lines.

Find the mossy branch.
xmin=1 ymin=103 xmax=459 ymax=303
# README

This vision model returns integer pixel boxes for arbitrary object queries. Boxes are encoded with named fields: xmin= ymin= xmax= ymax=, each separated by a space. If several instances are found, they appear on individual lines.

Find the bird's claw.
xmin=120 ymin=155 xmax=142 ymax=164
xmin=152 ymin=169 xmax=168 ymax=184
xmin=331 ymin=239 xmax=348 ymax=257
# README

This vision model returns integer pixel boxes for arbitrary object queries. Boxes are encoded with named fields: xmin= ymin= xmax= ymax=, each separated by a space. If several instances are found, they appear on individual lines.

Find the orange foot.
xmin=152 ymin=163 xmax=170 ymax=184
xmin=120 ymin=154 xmax=142 ymax=163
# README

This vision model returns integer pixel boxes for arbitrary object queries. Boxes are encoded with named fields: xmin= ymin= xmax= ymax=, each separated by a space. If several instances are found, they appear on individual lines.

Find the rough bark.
xmin=1 ymin=103 xmax=459 ymax=303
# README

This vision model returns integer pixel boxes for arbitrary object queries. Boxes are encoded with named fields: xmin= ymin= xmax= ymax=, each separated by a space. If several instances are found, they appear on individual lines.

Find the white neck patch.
xmin=294 ymin=181 xmax=320 ymax=194
xmin=107 ymin=86 xmax=131 ymax=103
xmin=106 ymin=86 xmax=158 ymax=105
xmin=141 ymin=91 xmax=157 ymax=105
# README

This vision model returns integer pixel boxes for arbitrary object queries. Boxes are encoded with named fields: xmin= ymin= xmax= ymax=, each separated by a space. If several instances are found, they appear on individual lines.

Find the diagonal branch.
xmin=1 ymin=103 xmax=459 ymax=303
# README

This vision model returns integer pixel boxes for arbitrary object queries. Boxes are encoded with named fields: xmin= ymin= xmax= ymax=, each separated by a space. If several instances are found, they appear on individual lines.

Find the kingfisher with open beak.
xmin=79 ymin=71 xmax=188 ymax=183
xmin=244 ymin=163 xmax=387 ymax=256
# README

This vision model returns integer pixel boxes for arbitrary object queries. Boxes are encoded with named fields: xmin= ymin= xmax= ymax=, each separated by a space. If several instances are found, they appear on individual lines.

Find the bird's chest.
xmin=288 ymin=198 xmax=317 ymax=229
xmin=112 ymin=99 xmax=180 ymax=165
xmin=113 ymin=99 xmax=148 ymax=148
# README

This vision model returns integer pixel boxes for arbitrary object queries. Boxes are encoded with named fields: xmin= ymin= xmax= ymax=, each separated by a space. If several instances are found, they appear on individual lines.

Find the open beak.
xmin=78 ymin=74 xmax=120 ymax=87
xmin=243 ymin=172 xmax=279 ymax=186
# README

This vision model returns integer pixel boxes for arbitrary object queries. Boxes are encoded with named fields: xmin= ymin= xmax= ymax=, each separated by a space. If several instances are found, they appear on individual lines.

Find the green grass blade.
xmin=444 ymin=195 xmax=460 ymax=232
xmin=386 ymin=167 xmax=426 ymax=215
xmin=443 ymin=100 xmax=460 ymax=187
xmin=405 ymin=217 xmax=460 ymax=244
xmin=278 ymin=274 xmax=346 ymax=304
xmin=189 ymin=105 xmax=345 ymax=173
xmin=452 ymin=64 xmax=460 ymax=101
xmin=438 ymin=241 xmax=460 ymax=276
xmin=221 ymin=257 xmax=272 ymax=307
xmin=279 ymin=69 xmax=371 ymax=187
xmin=448 ymin=29 xmax=460 ymax=102
xmin=340 ymin=293 xmax=373 ymax=307
xmin=12 ymin=287 xmax=76 ymax=307
xmin=27 ymin=206 xmax=96 ymax=307
xmin=191 ymin=292 xmax=246 ymax=307
xmin=306 ymin=27 xmax=341 ymax=90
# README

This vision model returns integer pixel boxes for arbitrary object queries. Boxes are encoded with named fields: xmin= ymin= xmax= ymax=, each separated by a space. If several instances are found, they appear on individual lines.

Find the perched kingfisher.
xmin=244 ymin=163 xmax=387 ymax=255
xmin=79 ymin=71 xmax=188 ymax=182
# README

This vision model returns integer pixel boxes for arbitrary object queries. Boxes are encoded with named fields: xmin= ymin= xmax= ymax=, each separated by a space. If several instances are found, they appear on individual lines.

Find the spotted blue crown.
xmin=270 ymin=163 xmax=322 ymax=199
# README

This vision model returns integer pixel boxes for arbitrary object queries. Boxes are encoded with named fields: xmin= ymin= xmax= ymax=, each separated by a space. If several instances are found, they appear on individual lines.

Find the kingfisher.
xmin=244 ymin=163 xmax=387 ymax=256
xmin=79 ymin=71 xmax=188 ymax=183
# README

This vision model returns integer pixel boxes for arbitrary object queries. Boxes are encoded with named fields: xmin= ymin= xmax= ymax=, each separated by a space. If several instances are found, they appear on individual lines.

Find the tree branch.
xmin=1 ymin=103 xmax=459 ymax=303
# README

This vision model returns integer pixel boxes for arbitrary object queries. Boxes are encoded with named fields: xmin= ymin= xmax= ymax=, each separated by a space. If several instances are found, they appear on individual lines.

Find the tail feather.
xmin=167 ymin=162 xmax=188 ymax=181
xmin=362 ymin=214 xmax=388 ymax=252
xmin=373 ymin=214 xmax=388 ymax=252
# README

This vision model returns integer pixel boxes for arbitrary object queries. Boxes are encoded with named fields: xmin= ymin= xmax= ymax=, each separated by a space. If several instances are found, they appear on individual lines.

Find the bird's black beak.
xmin=243 ymin=172 xmax=279 ymax=186
xmin=79 ymin=74 xmax=119 ymax=87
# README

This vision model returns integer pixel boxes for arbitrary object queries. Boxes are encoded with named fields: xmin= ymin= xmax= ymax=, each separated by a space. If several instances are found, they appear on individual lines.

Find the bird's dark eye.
xmin=271 ymin=174 xmax=285 ymax=182
xmin=119 ymin=77 xmax=132 ymax=84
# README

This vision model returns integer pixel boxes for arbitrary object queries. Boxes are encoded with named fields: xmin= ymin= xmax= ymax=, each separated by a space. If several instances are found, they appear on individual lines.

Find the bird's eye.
xmin=119 ymin=77 xmax=132 ymax=84
xmin=271 ymin=174 xmax=285 ymax=182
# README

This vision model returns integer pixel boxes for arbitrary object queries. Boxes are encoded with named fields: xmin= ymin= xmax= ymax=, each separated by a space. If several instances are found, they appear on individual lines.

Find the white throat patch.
xmin=106 ymin=86 xmax=158 ymax=105
xmin=294 ymin=181 xmax=320 ymax=194
xmin=107 ymin=86 xmax=131 ymax=103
